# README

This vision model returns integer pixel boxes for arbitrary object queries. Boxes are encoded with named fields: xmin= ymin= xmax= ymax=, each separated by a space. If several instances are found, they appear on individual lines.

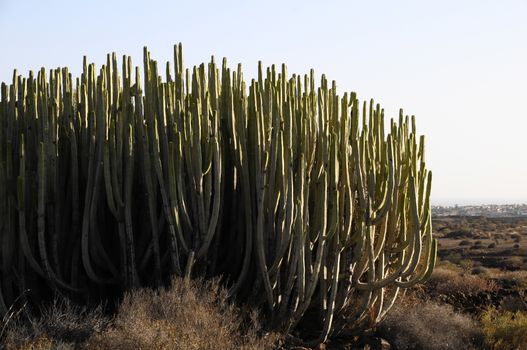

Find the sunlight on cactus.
xmin=0 ymin=43 xmax=435 ymax=343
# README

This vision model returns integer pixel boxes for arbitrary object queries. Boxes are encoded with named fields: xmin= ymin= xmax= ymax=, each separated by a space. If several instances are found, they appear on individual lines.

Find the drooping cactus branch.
xmin=0 ymin=44 xmax=436 ymax=342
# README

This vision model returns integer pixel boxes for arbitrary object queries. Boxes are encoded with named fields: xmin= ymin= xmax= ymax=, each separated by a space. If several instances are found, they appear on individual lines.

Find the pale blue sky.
xmin=1 ymin=0 xmax=526 ymax=205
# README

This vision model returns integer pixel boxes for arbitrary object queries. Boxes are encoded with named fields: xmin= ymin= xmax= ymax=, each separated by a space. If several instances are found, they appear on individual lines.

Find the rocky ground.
xmin=430 ymin=216 xmax=527 ymax=314
xmin=434 ymin=216 xmax=527 ymax=269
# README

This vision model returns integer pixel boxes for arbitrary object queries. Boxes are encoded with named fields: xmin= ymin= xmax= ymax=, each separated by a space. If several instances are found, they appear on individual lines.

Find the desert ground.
xmin=435 ymin=216 xmax=527 ymax=271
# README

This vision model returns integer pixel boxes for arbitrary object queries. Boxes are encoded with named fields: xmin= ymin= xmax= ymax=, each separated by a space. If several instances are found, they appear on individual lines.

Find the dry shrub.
xmin=491 ymin=270 xmax=527 ymax=283
xmin=488 ymin=270 xmax=527 ymax=290
xmin=494 ymin=233 xmax=506 ymax=240
xmin=85 ymin=277 xmax=279 ymax=350
xmin=503 ymin=256 xmax=525 ymax=270
xmin=471 ymin=266 xmax=490 ymax=275
xmin=4 ymin=336 xmax=57 ymax=350
xmin=445 ymin=229 xmax=473 ymax=239
xmin=481 ymin=308 xmax=527 ymax=350
xmin=2 ymin=279 xmax=279 ymax=350
xmin=474 ymin=232 xmax=491 ymax=239
xmin=430 ymin=267 xmax=497 ymax=295
xmin=378 ymin=296 xmax=483 ymax=349
xmin=459 ymin=259 xmax=475 ymax=270
xmin=500 ymin=296 xmax=527 ymax=313
xmin=435 ymin=260 xmax=463 ymax=272
xmin=442 ymin=252 xmax=463 ymax=265
xmin=2 ymin=299 xmax=108 ymax=349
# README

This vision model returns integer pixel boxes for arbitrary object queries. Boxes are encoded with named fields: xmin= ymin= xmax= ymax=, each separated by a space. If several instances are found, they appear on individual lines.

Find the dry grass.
xmin=471 ymin=266 xmax=490 ymax=275
xmin=429 ymin=267 xmax=498 ymax=295
xmin=459 ymin=240 xmax=472 ymax=246
xmin=84 ymin=278 xmax=279 ymax=350
xmin=500 ymin=296 xmax=527 ymax=313
xmin=488 ymin=270 xmax=527 ymax=286
xmin=441 ymin=252 xmax=463 ymax=265
xmin=481 ymin=308 xmax=527 ymax=350
xmin=434 ymin=259 xmax=464 ymax=272
xmin=4 ymin=336 xmax=57 ymax=350
xmin=502 ymin=256 xmax=526 ymax=270
xmin=2 ymin=299 xmax=108 ymax=349
xmin=2 ymin=278 xmax=280 ymax=350
xmin=378 ymin=295 xmax=483 ymax=350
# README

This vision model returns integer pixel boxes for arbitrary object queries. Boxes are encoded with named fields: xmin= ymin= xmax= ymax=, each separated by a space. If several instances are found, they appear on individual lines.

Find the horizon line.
xmin=432 ymin=199 xmax=527 ymax=206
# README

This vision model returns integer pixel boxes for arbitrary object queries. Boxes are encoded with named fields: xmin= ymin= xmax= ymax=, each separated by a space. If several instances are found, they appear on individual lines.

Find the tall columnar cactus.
xmin=0 ymin=44 xmax=436 ymax=343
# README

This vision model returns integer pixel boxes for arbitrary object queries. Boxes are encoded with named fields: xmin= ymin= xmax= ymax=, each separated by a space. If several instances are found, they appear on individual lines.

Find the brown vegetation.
xmin=2 ymin=278 xmax=280 ymax=350
xmin=481 ymin=308 xmax=527 ymax=350
xmin=378 ymin=294 xmax=483 ymax=350
xmin=429 ymin=267 xmax=497 ymax=295
xmin=86 ymin=278 xmax=279 ymax=350
xmin=2 ymin=300 xmax=108 ymax=349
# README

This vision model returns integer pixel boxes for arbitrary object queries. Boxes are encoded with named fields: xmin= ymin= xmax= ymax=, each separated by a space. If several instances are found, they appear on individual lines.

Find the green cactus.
xmin=0 ymin=44 xmax=436 ymax=343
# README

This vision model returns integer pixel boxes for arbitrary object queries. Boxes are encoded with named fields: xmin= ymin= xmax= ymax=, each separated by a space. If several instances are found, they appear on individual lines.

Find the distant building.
xmin=432 ymin=204 xmax=527 ymax=217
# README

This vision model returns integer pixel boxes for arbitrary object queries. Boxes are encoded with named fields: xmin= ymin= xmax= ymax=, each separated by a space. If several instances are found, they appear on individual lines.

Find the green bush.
xmin=481 ymin=308 xmax=527 ymax=350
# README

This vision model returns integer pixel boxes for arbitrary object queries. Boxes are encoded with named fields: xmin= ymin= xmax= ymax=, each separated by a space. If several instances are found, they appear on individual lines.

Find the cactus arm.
xmin=123 ymin=124 xmax=138 ymax=287
xmin=80 ymin=76 xmax=117 ymax=285
xmin=37 ymin=142 xmax=54 ymax=283
xmin=17 ymin=137 xmax=46 ymax=278
xmin=167 ymin=141 xmax=189 ymax=254
xmin=150 ymin=117 xmax=181 ymax=278
xmin=140 ymin=122 xmax=163 ymax=281
xmin=310 ymin=249 xmax=341 ymax=345
xmin=196 ymin=135 xmax=222 ymax=258
xmin=103 ymin=136 xmax=119 ymax=218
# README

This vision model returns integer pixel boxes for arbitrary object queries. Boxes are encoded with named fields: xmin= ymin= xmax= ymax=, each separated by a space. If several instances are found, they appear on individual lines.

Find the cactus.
xmin=0 ymin=44 xmax=435 ymax=342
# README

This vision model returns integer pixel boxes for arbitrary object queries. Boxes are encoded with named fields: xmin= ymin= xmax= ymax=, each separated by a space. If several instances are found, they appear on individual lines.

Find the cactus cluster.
xmin=0 ymin=44 xmax=435 ymax=342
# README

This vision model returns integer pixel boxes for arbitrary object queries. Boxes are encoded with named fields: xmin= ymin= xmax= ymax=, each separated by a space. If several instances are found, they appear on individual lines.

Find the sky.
xmin=1 ymin=0 xmax=526 ymax=205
